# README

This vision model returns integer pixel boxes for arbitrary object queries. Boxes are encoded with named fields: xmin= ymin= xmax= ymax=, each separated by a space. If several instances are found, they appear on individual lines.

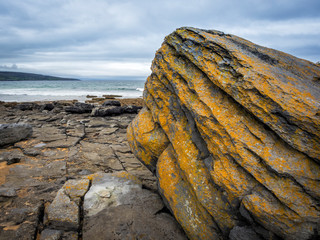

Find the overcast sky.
xmin=0 ymin=0 xmax=319 ymax=79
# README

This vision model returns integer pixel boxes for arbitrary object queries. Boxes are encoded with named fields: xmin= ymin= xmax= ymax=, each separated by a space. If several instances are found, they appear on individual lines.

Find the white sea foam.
xmin=0 ymin=80 xmax=145 ymax=102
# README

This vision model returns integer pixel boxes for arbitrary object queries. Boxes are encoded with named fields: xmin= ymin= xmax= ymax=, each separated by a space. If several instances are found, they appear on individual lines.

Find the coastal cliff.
xmin=127 ymin=27 xmax=320 ymax=240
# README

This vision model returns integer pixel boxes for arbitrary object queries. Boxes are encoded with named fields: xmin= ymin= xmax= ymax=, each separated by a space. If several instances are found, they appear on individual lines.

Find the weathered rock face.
xmin=65 ymin=102 xmax=94 ymax=114
xmin=127 ymin=27 xmax=320 ymax=240
xmin=0 ymin=124 xmax=33 ymax=147
xmin=83 ymin=172 xmax=187 ymax=240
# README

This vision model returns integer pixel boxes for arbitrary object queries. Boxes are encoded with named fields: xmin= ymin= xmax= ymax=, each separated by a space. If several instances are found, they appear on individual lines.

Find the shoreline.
xmin=0 ymin=97 xmax=144 ymax=107
xmin=0 ymin=79 xmax=145 ymax=103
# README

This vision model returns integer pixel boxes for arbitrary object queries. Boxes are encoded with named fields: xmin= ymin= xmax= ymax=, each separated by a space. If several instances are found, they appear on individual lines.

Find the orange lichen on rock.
xmin=127 ymin=27 xmax=320 ymax=240
xmin=127 ymin=107 xmax=170 ymax=173
xmin=157 ymin=144 xmax=222 ymax=240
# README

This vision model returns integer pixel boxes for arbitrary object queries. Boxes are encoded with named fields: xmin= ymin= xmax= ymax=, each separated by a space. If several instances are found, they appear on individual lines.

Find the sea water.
xmin=0 ymin=80 xmax=145 ymax=102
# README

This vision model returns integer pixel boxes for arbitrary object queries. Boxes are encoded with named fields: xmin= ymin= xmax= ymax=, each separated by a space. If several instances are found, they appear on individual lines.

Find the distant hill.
xmin=0 ymin=71 xmax=80 ymax=81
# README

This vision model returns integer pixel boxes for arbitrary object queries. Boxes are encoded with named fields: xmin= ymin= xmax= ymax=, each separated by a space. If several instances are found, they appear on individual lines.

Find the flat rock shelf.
xmin=0 ymin=100 xmax=187 ymax=240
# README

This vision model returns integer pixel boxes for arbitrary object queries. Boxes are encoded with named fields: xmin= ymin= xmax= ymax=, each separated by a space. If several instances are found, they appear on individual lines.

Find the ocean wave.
xmin=0 ymin=80 xmax=145 ymax=102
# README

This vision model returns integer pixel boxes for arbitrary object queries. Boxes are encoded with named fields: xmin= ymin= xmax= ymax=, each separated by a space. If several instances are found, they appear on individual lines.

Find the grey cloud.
xmin=0 ymin=0 xmax=319 ymax=77
xmin=0 ymin=64 xmax=18 ymax=70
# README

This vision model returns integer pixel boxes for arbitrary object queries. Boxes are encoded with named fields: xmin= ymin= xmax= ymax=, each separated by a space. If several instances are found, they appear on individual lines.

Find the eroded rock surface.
xmin=0 ymin=123 xmax=32 ymax=147
xmin=83 ymin=172 xmax=186 ymax=240
xmin=0 ymin=100 xmax=175 ymax=239
xmin=127 ymin=27 xmax=320 ymax=240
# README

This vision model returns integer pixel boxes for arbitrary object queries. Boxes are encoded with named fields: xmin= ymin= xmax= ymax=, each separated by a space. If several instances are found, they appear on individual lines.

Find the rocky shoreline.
xmin=0 ymin=99 xmax=187 ymax=240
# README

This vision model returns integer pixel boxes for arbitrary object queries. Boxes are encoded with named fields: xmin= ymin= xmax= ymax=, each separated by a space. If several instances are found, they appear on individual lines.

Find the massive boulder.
xmin=127 ymin=27 xmax=320 ymax=240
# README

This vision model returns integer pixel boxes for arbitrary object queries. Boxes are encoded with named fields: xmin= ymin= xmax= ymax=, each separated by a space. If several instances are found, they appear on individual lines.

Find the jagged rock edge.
xmin=132 ymin=29 xmax=320 ymax=239
xmin=168 ymin=28 xmax=320 ymax=162
xmin=156 ymin=40 xmax=319 ymax=203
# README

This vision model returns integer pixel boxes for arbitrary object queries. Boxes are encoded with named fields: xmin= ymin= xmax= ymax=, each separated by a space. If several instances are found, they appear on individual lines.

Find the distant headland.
xmin=0 ymin=71 xmax=80 ymax=81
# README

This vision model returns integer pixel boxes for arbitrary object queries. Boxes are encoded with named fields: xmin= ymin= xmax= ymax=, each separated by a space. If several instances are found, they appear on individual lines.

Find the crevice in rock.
xmin=239 ymin=203 xmax=283 ymax=240
xmin=141 ymin=183 xmax=156 ymax=192
xmin=78 ymin=179 xmax=92 ymax=239
xmin=309 ymin=228 xmax=320 ymax=240
xmin=154 ymin=205 xmax=172 ymax=216
xmin=144 ymin=80 xmax=164 ymax=115
xmin=148 ymin=47 xmax=302 ymax=222
xmin=169 ymin=31 xmax=244 ymax=76
xmin=242 ymin=146 xmax=302 ymax=216
xmin=228 ymin=37 xmax=279 ymax=66
xmin=155 ymin=42 xmax=243 ymax=138
xmin=146 ymin=70 xmax=237 ymax=214
xmin=110 ymin=146 xmax=126 ymax=172
xmin=166 ymin=37 xmax=320 ymax=167
xmin=169 ymin=31 xmax=320 ymax=163
xmin=244 ymin=146 xmax=320 ymax=204
xmin=180 ymin=104 xmax=211 ymax=160
xmin=34 ymin=200 xmax=45 ymax=240
xmin=129 ymin=126 xmax=158 ymax=174
xmin=169 ymin=146 xmax=227 ymax=236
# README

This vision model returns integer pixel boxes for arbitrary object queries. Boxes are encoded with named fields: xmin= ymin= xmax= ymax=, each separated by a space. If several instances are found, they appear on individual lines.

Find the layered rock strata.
xmin=127 ymin=27 xmax=320 ymax=240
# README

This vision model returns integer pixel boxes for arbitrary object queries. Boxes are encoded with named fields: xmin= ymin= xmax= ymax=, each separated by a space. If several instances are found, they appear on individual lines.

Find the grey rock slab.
xmin=80 ymin=141 xmax=115 ymax=157
xmin=40 ymin=229 xmax=63 ymax=240
xmin=0 ymin=201 xmax=42 ymax=240
xmin=110 ymin=143 xmax=132 ymax=153
xmin=78 ymin=169 xmax=94 ymax=176
xmin=83 ymin=172 xmax=187 ymax=240
xmin=61 ymin=231 xmax=78 ymax=240
xmin=35 ymin=126 xmax=65 ymax=142
xmin=83 ymin=172 xmax=147 ymax=217
xmin=45 ymin=179 xmax=89 ymax=231
xmin=42 ymin=160 xmax=66 ymax=178
xmin=40 ymin=103 xmax=55 ymax=111
xmin=66 ymin=124 xmax=85 ymax=138
xmin=0 ymin=123 xmax=33 ymax=146
xmin=99 ymin=127 xmax=118 ymax=135
xmin=0 ymin=187 xmax=17 ymax=201
xmin=0 ymin=149 xmax=25 ymax=165
xmin=6 ymin=164 xmax=43 ymax=184
xmin=80 ymin=142 xmax=124 ymax=171
xmin=122 ymin=105 xmax=142 ymax=114
xmin=63 ymin=179 xmax=90 ymax=200
xmin=85 ymin=119 xmax=109 ymax=128
xmin=229 ymin=226 xmax=262 ymax=240
xmin=91 ymin=106 xmax=124 ymax=117
xmin=45 ymin=188 xmax=80 ymax=231
xmin=41 ymin=148 xmax=68 ymax=160
xmin=66 ymin=119 xmax=80 ymax=127
xmin=22 ymin=148 xmax=41 ymax=156
xmin=65 ymin=102 xmax=94 ymax=114
xmin=102 ymin=100 xmax=121 ymax=107
xmin=45 ymin=137 xmax=80 ymax=148
xmin=16 ymin=102 xmax=39 ymax=111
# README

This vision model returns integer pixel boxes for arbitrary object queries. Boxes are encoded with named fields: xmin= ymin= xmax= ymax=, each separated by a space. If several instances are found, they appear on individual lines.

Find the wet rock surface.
xmin=127 ymin=27 xmax=320 ymax=240
xmin=0 ymin=100 xmax=185 ymax=239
